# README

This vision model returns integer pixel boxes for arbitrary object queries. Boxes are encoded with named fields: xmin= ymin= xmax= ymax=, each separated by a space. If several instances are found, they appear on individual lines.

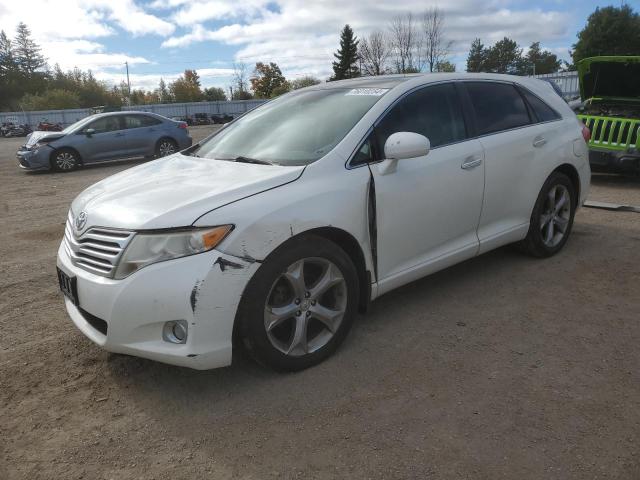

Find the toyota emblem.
xmin=75 ymin=211 xmax=88 ymax=231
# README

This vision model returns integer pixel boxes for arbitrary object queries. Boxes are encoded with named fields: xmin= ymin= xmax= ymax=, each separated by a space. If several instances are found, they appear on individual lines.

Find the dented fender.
xmin=193 ymin=162 xmax=376 ymax=280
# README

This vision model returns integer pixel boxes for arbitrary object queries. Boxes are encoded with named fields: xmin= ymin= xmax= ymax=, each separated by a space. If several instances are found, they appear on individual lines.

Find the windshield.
xmin=62 ymin=115 xmax=96 ymax=134
xmin=191 ymin=88 xmax=389 ymax=166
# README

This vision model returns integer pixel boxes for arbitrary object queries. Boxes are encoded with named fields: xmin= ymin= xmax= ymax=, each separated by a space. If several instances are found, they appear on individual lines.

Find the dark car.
xmin=211 ymin=114 xmax=234 ymax=124
xmin=193 ymin=113 xmax=211 ymax=125
xmin=17 ymin=111 xmax=192 ymax=172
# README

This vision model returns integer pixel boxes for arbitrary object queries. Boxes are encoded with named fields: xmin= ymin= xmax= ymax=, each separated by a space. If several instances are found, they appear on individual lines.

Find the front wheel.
xmin=521 ymin=172 xmax=576 ymax=257
xmin=51 ymin=148 xmax=79 ymax=172
xmin=237 ymin=235 xmax=359 ymax=372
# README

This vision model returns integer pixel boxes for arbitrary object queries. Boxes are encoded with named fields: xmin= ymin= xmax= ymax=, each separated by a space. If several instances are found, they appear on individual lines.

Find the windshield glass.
xmin=192 ymin=88 xmax=389 ymax=166
xmin=62 ymin=115 xmax=96 ymax=134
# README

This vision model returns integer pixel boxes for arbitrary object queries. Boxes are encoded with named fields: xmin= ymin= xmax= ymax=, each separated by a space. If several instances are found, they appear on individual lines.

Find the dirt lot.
xmin=1 ymin=126 xmax=639 ymax=479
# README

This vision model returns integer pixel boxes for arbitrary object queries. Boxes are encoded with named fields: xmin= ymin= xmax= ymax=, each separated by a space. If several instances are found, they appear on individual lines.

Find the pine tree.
xmin=331 ymin=25 xmax=360 ymax=80
xmin=466 ymin=38 xmax=486 ymax=72
xmin=14 ymin=22 xmax=46 ymax=75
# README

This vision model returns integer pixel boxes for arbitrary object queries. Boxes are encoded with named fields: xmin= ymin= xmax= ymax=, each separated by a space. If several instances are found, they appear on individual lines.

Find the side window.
xmin=87 ymin=116 xmax=122 ymax=133
xmin=520 ymin=88 xmax=561 ymax=123
xmin=351 ymin=135 xmax=376 ymax=166
xmin=375 ymin=83 xmax=466 ymax=154
xmin=141 ymin=115 xmax=162 ymax=126
xmin=124 ymin=115 xmax=144 ymax=129
xmin=465 ymin=82 xmax=531 ymax=136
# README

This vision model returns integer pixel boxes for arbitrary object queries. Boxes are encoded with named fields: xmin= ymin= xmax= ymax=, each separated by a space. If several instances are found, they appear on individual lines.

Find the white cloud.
xmin=95 ymin=68 xmax=235 ymax=90
xmin=162 ymin=0 xmax=570 ymax=78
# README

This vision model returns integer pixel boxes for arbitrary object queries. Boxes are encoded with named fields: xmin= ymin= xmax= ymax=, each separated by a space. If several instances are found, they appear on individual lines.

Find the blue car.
xmin=17 ymin=111 xmax=193 ymax=172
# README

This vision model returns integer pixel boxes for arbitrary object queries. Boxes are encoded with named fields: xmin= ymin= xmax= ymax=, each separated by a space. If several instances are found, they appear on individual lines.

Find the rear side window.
xmin=375 ymin=83 xmax=466 ymax=151
xmin=520 ymin=88 xmax=561 ymax=123
xmin=465 ymin=82 xmax=531 ymax=136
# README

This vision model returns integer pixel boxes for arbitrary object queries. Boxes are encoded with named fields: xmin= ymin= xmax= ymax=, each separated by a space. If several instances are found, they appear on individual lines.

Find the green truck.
xmin=575 ymin=56 xmax=640 ymax=174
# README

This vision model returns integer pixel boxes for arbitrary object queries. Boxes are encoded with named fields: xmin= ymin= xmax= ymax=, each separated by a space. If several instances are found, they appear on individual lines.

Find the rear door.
xmin=123 ymin=114 xmax=163 ymax=156
xmin=461 ymin=81 xmax=540 ymax=253
xmin=79 ymin=115 xmax=129 ymax=162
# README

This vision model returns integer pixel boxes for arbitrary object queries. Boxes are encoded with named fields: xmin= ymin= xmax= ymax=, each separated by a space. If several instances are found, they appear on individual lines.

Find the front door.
xmin=367 ymin=83 xmax=485 ymax=295
xmin=79 ymin=115 xmax=130 ymax=162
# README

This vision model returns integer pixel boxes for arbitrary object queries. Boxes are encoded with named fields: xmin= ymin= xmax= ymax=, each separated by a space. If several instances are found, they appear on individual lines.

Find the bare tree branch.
xmin=232 ymin=61 xmax=249 ymax=93
xmin=422 ymin=7 xmax=453 ymax=73
xmin=359 ymin=30 xmax=390 ymax=76
xmin=388 ymin=13 xmax=422 ymax=74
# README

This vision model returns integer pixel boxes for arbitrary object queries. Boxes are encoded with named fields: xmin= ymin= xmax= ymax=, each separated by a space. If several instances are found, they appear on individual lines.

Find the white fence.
xmin=533 ymin=71 xmax=580 ymax=100
xmin=0 ymin=99 xmax=267 ymax=127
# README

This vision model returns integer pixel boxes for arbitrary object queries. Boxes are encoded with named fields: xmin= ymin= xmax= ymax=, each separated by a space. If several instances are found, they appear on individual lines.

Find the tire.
xmin=237 ymin=234 xmax=360 ymax=372
xmin=50 ymin=148 xmax=80 ymax=172
xmin=155 ymin=138 xmax=178 ymax=158
xmin=520 ymin=172 xmax=576 ymax=257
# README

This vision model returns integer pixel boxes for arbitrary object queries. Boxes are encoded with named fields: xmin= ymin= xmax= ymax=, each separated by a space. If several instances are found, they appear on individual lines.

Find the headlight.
xmin=114 ymin=225 xmax=233 ymax=279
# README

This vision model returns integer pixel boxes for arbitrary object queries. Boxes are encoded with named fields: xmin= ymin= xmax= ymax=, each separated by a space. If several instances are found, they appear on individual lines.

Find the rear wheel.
xmin=156 ymin=138 xmax=177 ymax=158
xmin=51 ymin=148 xmax=79 ymax=172
xmin=521 ymin=172 xmax=576 ymax=257
xmin=238 ymin=235 xmax=359 ymax=371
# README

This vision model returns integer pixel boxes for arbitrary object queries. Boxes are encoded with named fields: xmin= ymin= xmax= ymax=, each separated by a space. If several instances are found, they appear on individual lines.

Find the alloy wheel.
xmin=264 ymin=257 xmax=347 ymax=357
xmin=55 ymin=152 xmax=76 ymax=170
xmin=158 ymin=141 xmax=176 ymax=157
xmin=539 ymin=184 xmax=571 ymax=248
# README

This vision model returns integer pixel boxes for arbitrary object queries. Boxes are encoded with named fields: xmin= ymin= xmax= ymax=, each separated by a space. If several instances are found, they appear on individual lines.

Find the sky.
xmin=0 ymin=0 xmax=622 ymax=92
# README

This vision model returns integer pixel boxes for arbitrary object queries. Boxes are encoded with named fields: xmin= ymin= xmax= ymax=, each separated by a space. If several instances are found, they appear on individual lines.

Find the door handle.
xmin=533 ymin=136 xmax=547 ymax=148
xmin=461 ymin=155 xmax=482 ymax=170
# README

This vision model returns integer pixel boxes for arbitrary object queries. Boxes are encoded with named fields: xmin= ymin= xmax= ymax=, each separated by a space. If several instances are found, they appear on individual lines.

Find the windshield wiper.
xmin=231 ymin=156 xmax=273 ymax=165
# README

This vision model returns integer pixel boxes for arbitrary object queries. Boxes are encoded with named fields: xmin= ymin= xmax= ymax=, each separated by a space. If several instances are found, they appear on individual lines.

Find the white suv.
xmin=57 ymin=73 xmax=591 ymax=371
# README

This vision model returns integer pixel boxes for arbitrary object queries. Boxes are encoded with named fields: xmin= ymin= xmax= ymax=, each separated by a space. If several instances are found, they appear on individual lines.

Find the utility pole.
xmin=125 ymin=61 xmax=131 ymax=105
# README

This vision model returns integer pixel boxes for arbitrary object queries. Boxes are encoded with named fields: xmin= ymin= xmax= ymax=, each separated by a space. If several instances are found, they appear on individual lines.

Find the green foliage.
xmin=21 ymin=89 xmax=81 ymax=110
xmin=291 ymin=76 xmax=321 ymax=90
xmin=466 ymin=37 xmax=560 ymax=75
xmin=572 ymin=5 xmax=640 ymax=63
xmin=331 ymin=24 xmax=360 ymax=80
xmin=250 ymin=62 xmax=289 ymax=98
xmin=527 ymin=42 xmax=561 ymax=75
xmin=169 ymin=69 xmax=203 ymax=103
xmin=466 ymin=38 xmax=486 ymax=72
xmin=232 ymin=89 xmax=253 ymax=100
xmin=435 ymin=61 xmax=456 ymax=72
xmin=203 ymin=87 xmax=227 ymax=101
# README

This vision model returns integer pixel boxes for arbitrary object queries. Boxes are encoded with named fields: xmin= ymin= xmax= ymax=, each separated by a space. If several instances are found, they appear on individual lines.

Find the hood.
xmin=26 ymin=130 xmax=65 ymax=146
xmin=578 ymin=56 xmax=640 ymax=103
xmin=71 ymin=154 xmax=305 ymax=230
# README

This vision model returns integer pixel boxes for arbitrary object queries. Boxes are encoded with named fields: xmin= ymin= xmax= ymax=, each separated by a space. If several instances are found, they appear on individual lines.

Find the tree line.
xmin=1 ymin=5 xmax=638 ymax=111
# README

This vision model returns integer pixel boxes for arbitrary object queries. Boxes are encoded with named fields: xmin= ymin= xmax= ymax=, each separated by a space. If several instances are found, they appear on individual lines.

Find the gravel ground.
xmin=1 ymin=126 xmax=639 ymax=479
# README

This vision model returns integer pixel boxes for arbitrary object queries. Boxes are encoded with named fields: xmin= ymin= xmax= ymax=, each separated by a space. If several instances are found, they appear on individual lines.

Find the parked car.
xmin=575 ymin=56 xmax=640 ymax=174
xmin=57 ymin=74 xmax=590 ymax=371
xmin=211 ymin=114 xmax=234 ymax=124
xmin=17 ymin=111 xmax=192 ymax=171
xmin=193 ymin=113 xmax=211 ymax=125
xmin=170 ymin=115 xmax=193 ymax=126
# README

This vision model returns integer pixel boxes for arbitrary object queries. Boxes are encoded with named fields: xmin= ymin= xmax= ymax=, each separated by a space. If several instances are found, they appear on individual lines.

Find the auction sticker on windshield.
xmin=345 ymin=88 xmax=388 ymax=96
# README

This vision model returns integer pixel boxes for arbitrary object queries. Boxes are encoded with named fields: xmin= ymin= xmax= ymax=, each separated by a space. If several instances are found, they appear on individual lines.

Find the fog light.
xmin=163 ymin=320 xmax=188 ymax=344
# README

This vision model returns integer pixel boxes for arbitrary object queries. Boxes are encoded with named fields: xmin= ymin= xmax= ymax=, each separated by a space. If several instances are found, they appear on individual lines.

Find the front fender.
xmin=194 ymin=166 xmax=375 ymax=272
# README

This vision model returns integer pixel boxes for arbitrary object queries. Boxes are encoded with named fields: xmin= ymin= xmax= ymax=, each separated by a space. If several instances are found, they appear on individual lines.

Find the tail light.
xmin=581 ymin=124 xmax=591 ymax=142
xmin=178 ymin=122 xmax=188 ymax=129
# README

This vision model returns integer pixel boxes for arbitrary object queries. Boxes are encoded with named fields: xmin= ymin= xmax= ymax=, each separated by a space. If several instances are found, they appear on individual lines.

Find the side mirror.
xmin=384 ymin=132 xmax=430 ymax=160
xmin=84 ymin=128 xmax=95 ymax=137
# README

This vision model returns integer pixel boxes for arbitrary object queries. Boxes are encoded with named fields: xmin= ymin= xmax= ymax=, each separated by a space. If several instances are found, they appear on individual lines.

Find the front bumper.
xmin=57 ymin=242 xmax=259 ymax=369
xmin=589 ymin=148 xmax=640 ymax=174
xmin=16 ymin=147 xmax=52 ymax=170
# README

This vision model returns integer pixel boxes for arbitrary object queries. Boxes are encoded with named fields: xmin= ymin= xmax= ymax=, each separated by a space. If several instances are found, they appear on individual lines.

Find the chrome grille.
xmin=63 ymin=212 xmax=135 ymax=278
